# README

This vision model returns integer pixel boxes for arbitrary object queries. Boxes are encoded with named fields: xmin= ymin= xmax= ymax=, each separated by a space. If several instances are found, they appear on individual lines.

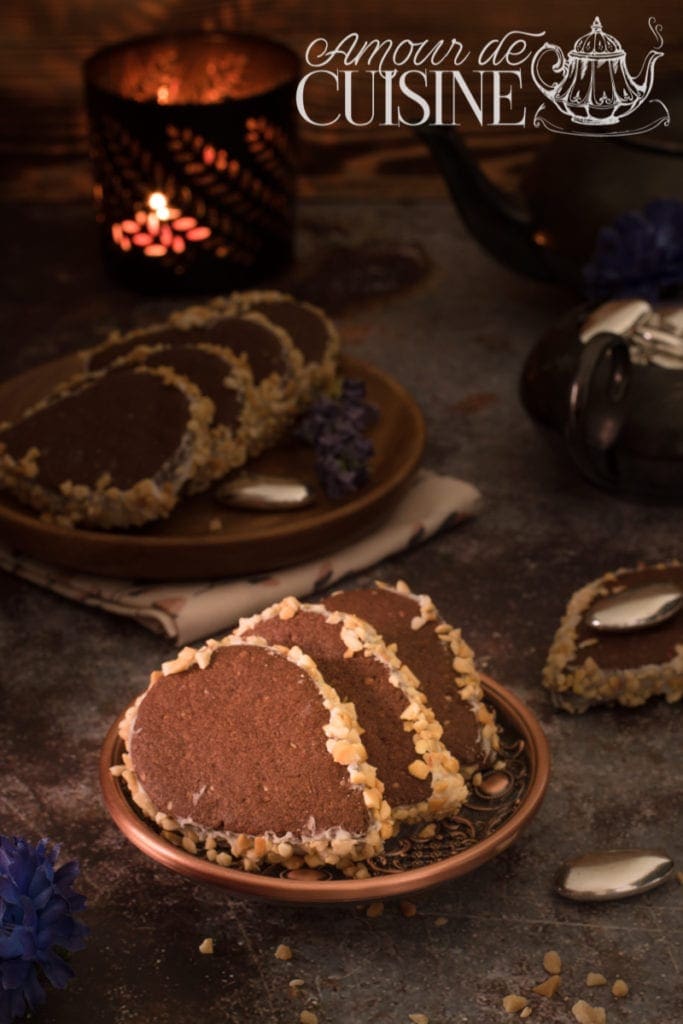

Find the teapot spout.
xmin=633 ymin=18 xmax=665 ymax=100
xmin=417 ymin=124 xmax=576 ymax=284
xmin=633 ymin=48 xmax=663 ymax=101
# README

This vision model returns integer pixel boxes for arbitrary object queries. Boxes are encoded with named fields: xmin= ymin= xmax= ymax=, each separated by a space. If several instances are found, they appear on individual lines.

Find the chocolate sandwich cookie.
xmin=86 ymin=305 xmax=303 ymax=456
xmin=117 ymin=637 xmax=390 ymax=875
xmin=0 ymin=364 xmax=213 ymax=528
xmin=235 ymin=598 xmax=468 ymax=824
xmin=323 ymin=582 xmax=501 ymax=775
xmin=544 ymin=562 xmax=683 ymax=712
xmin=220 ymin=290 xmax=340 ymax=403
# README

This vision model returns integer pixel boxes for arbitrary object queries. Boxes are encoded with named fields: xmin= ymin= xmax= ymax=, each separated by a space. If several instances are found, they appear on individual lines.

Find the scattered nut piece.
xmin=543 ymin=950 xmax=562 ymax=975
xmin=612 ymin=979 xmax=629 ymax=998
xmin=676 ymin=870 xmax=683 ymax=884
xmin=400 ymin=900 xmax=418 ymax=918
xmin=502 ymin=995 xmax=528 ymax=1013
xmin=409 ymin=1014 xmax=429 ymax=1024
xmin=586 ymin=973 xmax=607 ymax=987
xmin=300 ymin=1012 xmax=318 ymax=1024
xmin=434 ymin=916 xmax=448 ymax=927
xmin=289 ymin=979 xmax=305 ymax=989
xmin=571 ymin=999 xmax=606 ymax=1024
xmin=533 ymin=975 xmax=561 ymax=998
xmin=198 ymin=937 xmax=214 ymax=955
xmin=366 ymin=901 xmax=384 ymax=918
xmin=275 ymin=943 xmax=293 ymax=961
xmin=520 ymin=1009 xmax=532 ymax=1020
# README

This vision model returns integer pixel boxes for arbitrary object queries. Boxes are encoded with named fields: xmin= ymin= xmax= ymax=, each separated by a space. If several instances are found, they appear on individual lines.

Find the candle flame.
xmin=157 ymin=84 xmax=170 ymax=105
xmin=148 ymin=191 xmax=171 ymax=221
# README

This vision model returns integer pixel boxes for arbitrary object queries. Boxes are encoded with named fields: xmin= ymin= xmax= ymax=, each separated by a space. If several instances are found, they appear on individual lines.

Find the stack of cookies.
xmin=115 ymin=582 xmax=503 ymax=878
xmin=0 ymin=291 xmax=339 ymax=528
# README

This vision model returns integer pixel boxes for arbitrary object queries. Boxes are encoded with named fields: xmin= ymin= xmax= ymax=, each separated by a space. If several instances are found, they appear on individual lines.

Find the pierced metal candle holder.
xmin=84 ymin=32 xmax=299 ymax=293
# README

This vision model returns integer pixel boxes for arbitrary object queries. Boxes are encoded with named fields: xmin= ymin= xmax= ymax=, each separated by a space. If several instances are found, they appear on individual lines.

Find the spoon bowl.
xmin=555 ymin=848 xmax=675 ymax=901
xmin=586 ymin=581 xmax=683 ymax=632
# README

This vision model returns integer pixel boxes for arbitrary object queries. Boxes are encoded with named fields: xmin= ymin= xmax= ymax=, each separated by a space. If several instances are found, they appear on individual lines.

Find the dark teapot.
xmin=418 ymin=84 xmax=682 ymax=288
xmin=521 ymin=299 xmax=683 ymax=499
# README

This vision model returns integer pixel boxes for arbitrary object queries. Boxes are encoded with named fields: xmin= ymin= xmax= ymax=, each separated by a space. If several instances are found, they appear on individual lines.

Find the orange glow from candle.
xmin=110 ymin=192 xmax=212 ymax=259
xmin=185 ymin=226 xmax=211 ymax=242
xmin=172 ymin=216 xmax=197 ymax=232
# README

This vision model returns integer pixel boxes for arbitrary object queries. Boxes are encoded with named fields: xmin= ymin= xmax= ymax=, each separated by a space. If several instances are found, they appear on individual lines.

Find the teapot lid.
xmin=571 ymin=17 xmax=625 ymax=58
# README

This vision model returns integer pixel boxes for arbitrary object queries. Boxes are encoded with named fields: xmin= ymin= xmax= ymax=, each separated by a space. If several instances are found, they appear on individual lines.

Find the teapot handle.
xmin=566 ymin=332 xmax=631 ymax=489
xmin=530 ymin=43 xmax=566 ymax=101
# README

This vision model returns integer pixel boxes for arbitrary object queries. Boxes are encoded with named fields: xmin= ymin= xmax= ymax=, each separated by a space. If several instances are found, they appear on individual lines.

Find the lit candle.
xmin=110 ymin=191 xmax=211 ymax=260
xmin=84 ymin=32 xmax=299 ymax=292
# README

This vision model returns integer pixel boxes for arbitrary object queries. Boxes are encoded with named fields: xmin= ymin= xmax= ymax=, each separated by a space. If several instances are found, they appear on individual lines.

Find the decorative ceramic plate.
xmin=100 ymin=676 xmax=550 ymax=904
xmin=0 ymin=355 xmax=424 ymax=580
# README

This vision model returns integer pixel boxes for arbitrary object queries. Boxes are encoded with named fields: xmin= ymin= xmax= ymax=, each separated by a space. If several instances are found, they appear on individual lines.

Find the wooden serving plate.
xmin=100 ymin=675 xmax=550 ymax=905
xmin=0 ymin=355 xmax=424 ymax=580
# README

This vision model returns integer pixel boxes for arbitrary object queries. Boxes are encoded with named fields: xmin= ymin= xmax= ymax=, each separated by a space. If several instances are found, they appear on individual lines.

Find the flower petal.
xmin=0 ymin=932 xmax=25 ymax=959
xmin=22 ymin=967 xmax=47 ymax=1012
xmin=37 ymin=948 xmax=74 ymax=990
xmin=1 ymin=956 xmax=32 ymax=989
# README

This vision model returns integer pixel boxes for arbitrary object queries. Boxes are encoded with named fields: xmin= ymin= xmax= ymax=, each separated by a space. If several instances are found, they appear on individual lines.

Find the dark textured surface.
xmin=1 ymin=199 xmax=682 ymax=1024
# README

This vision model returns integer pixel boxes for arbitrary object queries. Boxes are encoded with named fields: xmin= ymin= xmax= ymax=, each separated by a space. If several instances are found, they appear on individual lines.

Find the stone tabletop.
xmin=1 ymin=198 xmax=681 ymax=1024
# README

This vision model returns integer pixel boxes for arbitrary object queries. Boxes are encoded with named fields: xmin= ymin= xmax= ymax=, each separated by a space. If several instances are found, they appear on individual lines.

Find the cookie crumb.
xmin=400 ymin=900 xmax=418 ymax=918
xmin=299 ymin=1012 xmax=318 ymax=1024
xmin=586 ymin=973 xmax=607 ymax=987
xmin=366 ymin=901 xmax=384 ymax=918
xmin=275 ymin=943 xmax=293 ymax=961
xmin=533 ymin=975 xmax=561 ymax=998
xmin=612 ymin=979 xmax=628 ymax=998
xmin=502 ymin=995 xmax=528 ymax=1013
xmin=409 ymin=1014 xmax=429 ymax=1024
xmin=198 ymin=937 xmax=214 ymax=955
xmin=572 ymin=999 xmax=606 ymax=1024
xmin=289 ymin=978 xmax=305 ymax=997
xmin=520 ymin=1009 xmax=532 ymax=1020
xmin=543 ymin=950 xmax=562 ymax=975
xmin=434 ymin=916 xmax=448 ymax=927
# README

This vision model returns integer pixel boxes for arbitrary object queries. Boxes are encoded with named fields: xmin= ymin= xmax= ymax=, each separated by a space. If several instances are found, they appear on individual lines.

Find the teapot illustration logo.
xmin=531 ymin=16 xmax=670 ymax=136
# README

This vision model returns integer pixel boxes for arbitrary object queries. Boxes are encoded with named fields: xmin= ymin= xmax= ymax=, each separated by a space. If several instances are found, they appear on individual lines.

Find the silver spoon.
xmin=586 ymin=581 xmax=683 ymax=633
xmin=215 ymin=473 xmax=315 ymax=511
xmin=555 ymin=849 xmax=674 ymax=902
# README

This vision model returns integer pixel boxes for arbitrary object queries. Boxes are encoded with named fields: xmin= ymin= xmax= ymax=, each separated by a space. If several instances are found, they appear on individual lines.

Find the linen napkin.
xmin=0 ymin=470 xmax=480 ymax=645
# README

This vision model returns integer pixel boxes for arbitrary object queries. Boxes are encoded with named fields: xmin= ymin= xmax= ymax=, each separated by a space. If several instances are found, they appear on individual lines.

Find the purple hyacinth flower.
xmin=294 ymin=378 xmax=378 ymax=500
xmin=583 ymin=198 xmax=683 ymax=302
xmin=0 ymin=836 xmax=88 ymax=1023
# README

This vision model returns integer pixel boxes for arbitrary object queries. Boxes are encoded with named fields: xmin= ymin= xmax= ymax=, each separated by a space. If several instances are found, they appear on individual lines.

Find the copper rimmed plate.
xmin=100 ymin=676 xmax=550 ymax=904
xmin=0 ymin=355 xmax=424 ymax=580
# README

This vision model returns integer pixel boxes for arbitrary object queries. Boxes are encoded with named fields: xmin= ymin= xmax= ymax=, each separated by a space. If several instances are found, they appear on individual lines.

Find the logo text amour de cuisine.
xmin=296 ymin=19 xmax=669 ymax=136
